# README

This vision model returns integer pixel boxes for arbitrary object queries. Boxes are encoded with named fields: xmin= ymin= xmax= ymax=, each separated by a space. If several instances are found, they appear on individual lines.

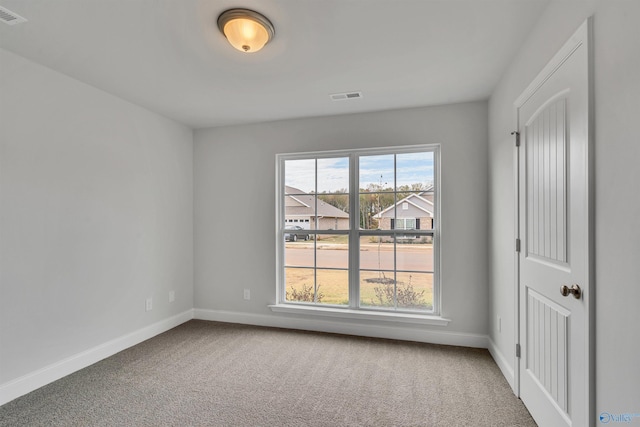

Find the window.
xmin=277 ymin=145 xmax=439 ymax=314
xmin=393 ymin=218 xmax=417 ymax=230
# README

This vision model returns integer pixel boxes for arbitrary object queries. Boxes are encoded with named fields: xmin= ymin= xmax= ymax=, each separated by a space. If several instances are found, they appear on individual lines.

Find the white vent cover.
xmin=0 ymin=6 xmax=27 ymax=25
xmin=330 ymin=91 xmax=363 ymax=101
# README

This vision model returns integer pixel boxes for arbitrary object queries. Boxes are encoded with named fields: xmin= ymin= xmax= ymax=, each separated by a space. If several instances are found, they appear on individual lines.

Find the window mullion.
xmin=314 ymin=159 xmax=318 ymax=303
xmin=433 ymin=145 xmax=441 ymax=314
xmin=393 ymin=154 xmax=398 ymax=310
xmin=278 ymin=157 xmax=285 ymax=304
xmin=349 ymin=153 xmax=359 ymax=309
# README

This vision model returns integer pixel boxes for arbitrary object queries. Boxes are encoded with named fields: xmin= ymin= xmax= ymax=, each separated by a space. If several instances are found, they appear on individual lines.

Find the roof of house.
xmin=374 ymin=190 xmax=434 ymax=218
xmin=285 ymin=186 xmax=349 ymax=218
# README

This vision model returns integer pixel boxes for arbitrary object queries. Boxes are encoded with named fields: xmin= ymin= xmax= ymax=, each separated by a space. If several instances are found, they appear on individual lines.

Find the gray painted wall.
xmin=194 ymin=101 xmax=489 ymax=335
xmin=488 ymin=0 xmax=640 ymax=416
xmin=0 ymin=48 xmax=194 ymax=384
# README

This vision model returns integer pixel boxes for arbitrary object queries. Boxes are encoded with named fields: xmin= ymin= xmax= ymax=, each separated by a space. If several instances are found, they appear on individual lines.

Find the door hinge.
xmin=511 ymin=131 xmax=520 ymax=147
xmin=515 ymin=238 xmax=521 ymax=253
xmin=516 ymin=343 xmax=521 ymax=358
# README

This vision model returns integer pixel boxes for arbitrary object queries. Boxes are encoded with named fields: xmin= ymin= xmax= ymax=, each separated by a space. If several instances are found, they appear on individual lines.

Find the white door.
xmin=516 ymin=20 xmax=593 ymax=427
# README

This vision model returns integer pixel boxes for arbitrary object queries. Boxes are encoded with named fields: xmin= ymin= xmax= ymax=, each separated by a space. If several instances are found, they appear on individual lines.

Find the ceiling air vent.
xmin=0 ymin=6 xmax=27 ymax=25
xmin=330 ymin=91 xmax=363 ymax=101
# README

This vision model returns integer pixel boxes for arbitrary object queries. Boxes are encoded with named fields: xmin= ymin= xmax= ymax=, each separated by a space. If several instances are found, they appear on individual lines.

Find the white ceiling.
xmin=0 ymin=0 xmax=549 ymax=129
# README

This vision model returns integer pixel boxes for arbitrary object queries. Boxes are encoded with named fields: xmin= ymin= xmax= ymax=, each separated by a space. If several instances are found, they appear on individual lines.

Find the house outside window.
xmin=276 ymin=145 xmax=439 ymax=314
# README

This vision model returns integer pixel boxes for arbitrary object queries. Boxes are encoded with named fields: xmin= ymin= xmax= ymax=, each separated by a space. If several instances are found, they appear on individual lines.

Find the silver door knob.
xmin=560 ymin=284 xmax=582 ymax=299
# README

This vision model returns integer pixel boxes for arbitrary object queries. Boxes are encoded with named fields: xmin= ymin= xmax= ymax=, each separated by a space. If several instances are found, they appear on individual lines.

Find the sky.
xmin=285 ymin=152 xmax=434 ymax=193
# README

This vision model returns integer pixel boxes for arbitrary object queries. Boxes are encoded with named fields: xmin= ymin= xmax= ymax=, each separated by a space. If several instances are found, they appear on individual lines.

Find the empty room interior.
xmin=1 ymin=0 xmax=639 ymax=426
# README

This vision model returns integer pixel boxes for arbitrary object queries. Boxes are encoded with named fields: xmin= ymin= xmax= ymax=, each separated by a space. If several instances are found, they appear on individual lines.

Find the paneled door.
xmin=516 ymin=20 xmax=593 ymax=427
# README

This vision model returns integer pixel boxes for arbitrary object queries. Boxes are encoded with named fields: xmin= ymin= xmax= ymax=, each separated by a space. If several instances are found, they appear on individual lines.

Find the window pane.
xmin=285 ymin=235 xmax=314 ymax=267
xmin=284 ymin=184 xmax=316 ymax=229
xmin=285 ymin=268 xmax=315 ymax=303
xmin=359 ymin=154 xmax=394 ymax=191
xmin=315 ymin=197 xmax=350 ymax=230
xmin=360 ymin=192 xmax=395 ymax=230
xmin=394 ymin=192 xmax=433 ymax=230
xmin=285 ymin=159 xmax=315 ymax=194
xmin=316 ymin=269 xmax=349 ymax=306
xmin=360 ymin=270 xmax=395 ymax=308
xmin=396 ymin=235 xmax=434 ymax=272
xmin=360 ymin=235 xmax=394 ymax=271
xmin=317 ymin=157 xmax=349 ymax=194
xmin=395 ymin=272 xmax=433 ymax=310
xmin=396 ymin=152 xmax=434 ymax=191
xmin=396 ymin=192 xmax=435 ymax=220
xmin=316 ymin=234 xmax=348 ymax=269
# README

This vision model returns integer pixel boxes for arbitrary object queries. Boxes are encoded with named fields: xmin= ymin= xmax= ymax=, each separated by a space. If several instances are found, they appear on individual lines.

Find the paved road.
xmin=285 ymin=243 xmax=433 ymax=271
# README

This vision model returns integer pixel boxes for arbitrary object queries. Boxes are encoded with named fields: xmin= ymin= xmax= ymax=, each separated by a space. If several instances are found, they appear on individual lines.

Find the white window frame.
xmin=273 ymin=144 xmax=443 ymax=321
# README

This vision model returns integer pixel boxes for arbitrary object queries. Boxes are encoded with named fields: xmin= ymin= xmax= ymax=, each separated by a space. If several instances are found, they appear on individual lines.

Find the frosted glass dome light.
xmin=217 ymin=9 xmax=275 ymax=53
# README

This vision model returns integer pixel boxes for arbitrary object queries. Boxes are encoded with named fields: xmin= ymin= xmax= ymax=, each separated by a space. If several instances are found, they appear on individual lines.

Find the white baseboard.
xmin=1 ymin=308 xmax=502 ymax=408
xmin=194 ymin=308 xmax=489 ymax=348
xmin=0 ymin=309 xmax=194 ymax=407
xmin=488 ymin=338 xmax=515 ymax=392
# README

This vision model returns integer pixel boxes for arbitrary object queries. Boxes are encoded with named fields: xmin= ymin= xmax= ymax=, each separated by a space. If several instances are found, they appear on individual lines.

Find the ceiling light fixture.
xmin=217 ymin=8 xmax=274 ymax=53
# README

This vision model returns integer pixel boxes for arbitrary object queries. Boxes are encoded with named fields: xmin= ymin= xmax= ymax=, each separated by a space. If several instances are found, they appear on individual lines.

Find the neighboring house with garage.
xmin=374 ymin=189 xmax=434 ymax=231
xmin=285 ymin=186 xmax=349 ymax=230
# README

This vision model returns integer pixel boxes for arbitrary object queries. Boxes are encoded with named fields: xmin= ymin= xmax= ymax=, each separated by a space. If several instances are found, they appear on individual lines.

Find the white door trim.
xmin=515 ymin=22 xmax=588 ymax=107
xmin=513 ymin=17 xmax=595 ymax=425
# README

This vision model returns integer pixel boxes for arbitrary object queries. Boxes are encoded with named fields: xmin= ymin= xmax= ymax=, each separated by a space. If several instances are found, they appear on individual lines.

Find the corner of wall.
xmin=0 ymin=310 xmax=194 ymax=406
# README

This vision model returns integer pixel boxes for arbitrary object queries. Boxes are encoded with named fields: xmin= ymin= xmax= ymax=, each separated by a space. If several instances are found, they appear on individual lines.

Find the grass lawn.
xmin=315 ymin=234 xmax=349 ymax=244
xmin=285 ymin=268 xmax=433 ymax=310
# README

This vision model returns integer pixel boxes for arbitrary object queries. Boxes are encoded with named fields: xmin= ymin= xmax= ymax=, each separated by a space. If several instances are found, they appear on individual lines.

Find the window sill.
xmin=268 ymin=304 xmax=451 ymax=326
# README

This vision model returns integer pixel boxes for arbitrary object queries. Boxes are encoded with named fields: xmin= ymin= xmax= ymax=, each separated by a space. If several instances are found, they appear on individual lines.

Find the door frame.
xmin=512 ymin=18 xmax=595 ymax=425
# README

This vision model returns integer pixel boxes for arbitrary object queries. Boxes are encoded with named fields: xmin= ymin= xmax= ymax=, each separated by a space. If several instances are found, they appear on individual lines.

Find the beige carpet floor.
xmin=0 ymin=320 xmax=536 ymax=426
